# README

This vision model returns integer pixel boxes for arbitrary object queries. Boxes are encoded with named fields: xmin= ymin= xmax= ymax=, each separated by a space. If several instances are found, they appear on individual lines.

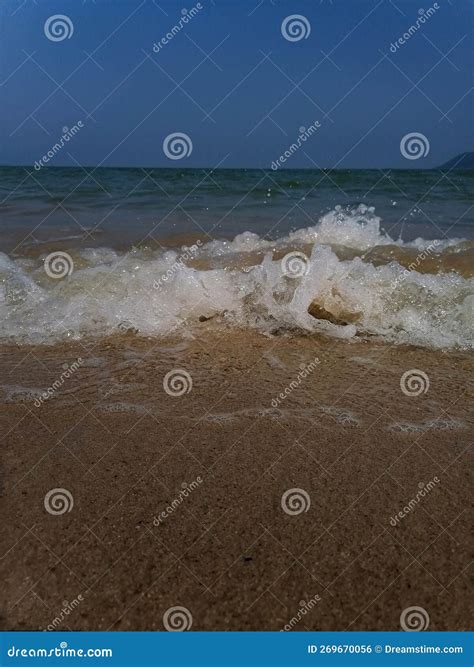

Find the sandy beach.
xmin=1 ymin=0 xmax=473 ymax=658
xmin=1 ymin=329 xmax=471 ymax=631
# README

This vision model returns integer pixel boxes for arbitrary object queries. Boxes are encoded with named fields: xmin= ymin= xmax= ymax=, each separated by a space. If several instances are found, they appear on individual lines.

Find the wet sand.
xmin=0 ymin=329 xmax=472 ymax=631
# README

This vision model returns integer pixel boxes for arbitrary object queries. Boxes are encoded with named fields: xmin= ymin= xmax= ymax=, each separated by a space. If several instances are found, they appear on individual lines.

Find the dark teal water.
xmin=1 ymin=166 xmax=473 ymax=251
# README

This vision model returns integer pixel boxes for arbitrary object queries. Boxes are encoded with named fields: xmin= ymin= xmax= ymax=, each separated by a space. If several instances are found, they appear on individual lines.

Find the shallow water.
xmin=0 ymin=167 xmax=472 ymax=348
xmin=1 ymin=328 xmax=472 ymax=630
xmin=1 ymin=166 xmax=474 ymax=250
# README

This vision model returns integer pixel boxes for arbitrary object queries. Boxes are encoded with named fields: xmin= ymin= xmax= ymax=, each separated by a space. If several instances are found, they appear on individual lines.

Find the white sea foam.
xmin=200 ymin=205 xmax=465 ymax=254
xmin=387 ymin=417 xmax=466 ymax=434
xmin=0 ymin=208 xmax=472 ymax=348
xmin=320 ymin=406 xmax=360 ymax=427
xmin=1 ymin=385 xmax=46 ymax=402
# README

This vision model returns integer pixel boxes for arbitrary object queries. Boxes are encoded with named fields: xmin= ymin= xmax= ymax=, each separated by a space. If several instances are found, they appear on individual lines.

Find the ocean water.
xmin=2 ymin=166 xmax=474 ymax=249
xmin=0 ymin=166 xmax=473 ymax=348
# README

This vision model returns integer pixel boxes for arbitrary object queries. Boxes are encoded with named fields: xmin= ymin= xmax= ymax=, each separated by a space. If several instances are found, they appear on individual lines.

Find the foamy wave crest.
xmin=0 ymin=209 xmax=472 ymax=349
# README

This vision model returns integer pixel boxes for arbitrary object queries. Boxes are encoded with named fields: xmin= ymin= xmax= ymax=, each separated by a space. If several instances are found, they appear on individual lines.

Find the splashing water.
xmin=0 ymin=206 xmax=472 ymax=348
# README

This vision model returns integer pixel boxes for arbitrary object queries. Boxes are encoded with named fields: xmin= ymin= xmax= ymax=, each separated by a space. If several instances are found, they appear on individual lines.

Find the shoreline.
xmin=1 ymin=331 xmax=471 ymax=630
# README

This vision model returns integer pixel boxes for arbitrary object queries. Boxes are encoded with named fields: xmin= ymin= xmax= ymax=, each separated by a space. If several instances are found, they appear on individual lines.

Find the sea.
xmin=0 ymin=166 xmax=472 ymax=349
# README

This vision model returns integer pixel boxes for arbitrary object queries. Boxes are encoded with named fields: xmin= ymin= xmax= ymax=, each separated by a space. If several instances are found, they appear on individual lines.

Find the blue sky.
xmin=0 ymin=0 xmax=472 ymax=168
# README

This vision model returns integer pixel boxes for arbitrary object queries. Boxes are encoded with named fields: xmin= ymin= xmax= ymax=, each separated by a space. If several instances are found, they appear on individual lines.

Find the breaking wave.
xmin=1 ymin=206 xmax=472 ymax=349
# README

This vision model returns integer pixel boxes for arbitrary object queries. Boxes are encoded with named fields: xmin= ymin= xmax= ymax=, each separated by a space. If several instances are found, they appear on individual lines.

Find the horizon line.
xmin=1 ymin=162 xmax=472 ymax=172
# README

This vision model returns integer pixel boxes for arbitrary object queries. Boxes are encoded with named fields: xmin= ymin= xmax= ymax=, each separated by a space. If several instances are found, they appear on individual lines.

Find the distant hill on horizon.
xmin=438 ymin=152 xmax=474 ymax=170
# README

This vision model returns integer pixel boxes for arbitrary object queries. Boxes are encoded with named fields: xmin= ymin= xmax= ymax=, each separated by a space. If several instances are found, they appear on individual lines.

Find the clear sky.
xmin=0 ymin=0 xmax=472 ymax=169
